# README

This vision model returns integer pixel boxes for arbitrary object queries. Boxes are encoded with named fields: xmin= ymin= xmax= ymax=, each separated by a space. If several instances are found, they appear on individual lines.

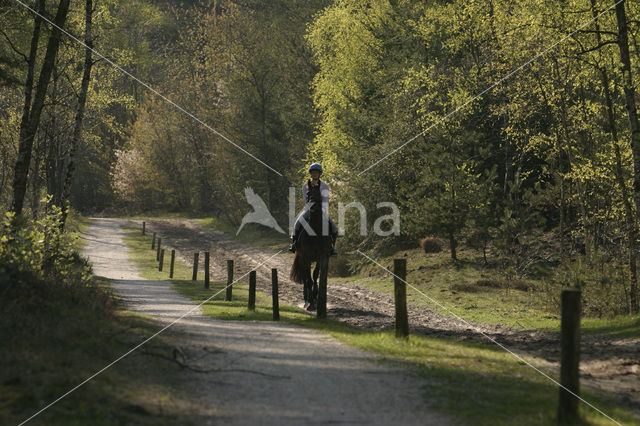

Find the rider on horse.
xmin=289 ymin=162 xmax=338 ymax=256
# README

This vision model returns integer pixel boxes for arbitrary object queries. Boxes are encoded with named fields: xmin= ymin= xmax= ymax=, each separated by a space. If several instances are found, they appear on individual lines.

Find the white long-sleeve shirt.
xmin=302 ymin=180 xmax=329 ymax=211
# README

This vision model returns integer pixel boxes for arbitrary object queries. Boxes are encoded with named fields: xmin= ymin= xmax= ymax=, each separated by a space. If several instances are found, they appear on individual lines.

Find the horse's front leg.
xmin=304 ymin=264 xmax=315 ymax=310
xmin=303 ymin=278 xmax=309 ymax=308
xmin=309 ymin=262 xmax=319 ymax=311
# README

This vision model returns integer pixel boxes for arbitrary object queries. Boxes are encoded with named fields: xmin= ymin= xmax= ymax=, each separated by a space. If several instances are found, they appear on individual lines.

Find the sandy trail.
xmin=82 ymin=218 xmax=448 ymax=425
xmin=126 ymin=218 xmax=640 ymax=414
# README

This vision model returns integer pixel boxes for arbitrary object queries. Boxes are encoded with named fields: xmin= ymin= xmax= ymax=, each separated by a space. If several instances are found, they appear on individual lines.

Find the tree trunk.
xmin=11 ymin=0 xmax=71 ymax=216
xmin=449 ymin=231 xmax=457 ymax=261
xmin=591 ymin=0 xmax=639 ymax=314
xmin=614 ymin=0 xmax=639 ymax=313
xmin=260 ymin=90 xmax=272 ymax=210
xmin=560 ymin=175 xmax=565 ymax=258
xmin=60 ymin=0 xmax=94 ymax=229
xmin=45 ymin=64 xmax=61 ymax=206
xmin=18 ymin=0 xmax=46 ymax=152
xmin=11 ymin=0 xmax=45 ymax=216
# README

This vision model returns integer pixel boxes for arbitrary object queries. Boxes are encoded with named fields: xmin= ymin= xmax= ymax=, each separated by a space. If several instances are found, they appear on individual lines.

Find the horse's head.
xmin=308 ymin=183 xmax=323 ymax=214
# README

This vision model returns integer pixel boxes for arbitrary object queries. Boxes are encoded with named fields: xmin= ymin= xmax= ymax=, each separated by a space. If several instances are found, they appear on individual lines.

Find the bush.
xmin=0 ymin=197 xmax=89 ymax=287
xmin=1 ymin=198 xmax=105 ymax=340
xmin=542 ymin=256 xmax=630 ymax=318
xmin=420 ymin=237 xmax=442 ymax=254
xmin=328 ymin=255 xmax=353 ymax=277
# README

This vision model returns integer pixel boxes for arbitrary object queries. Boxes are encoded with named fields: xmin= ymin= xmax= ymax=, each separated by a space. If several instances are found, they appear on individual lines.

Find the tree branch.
xmin=576 ymin=39 xmax=619 ymax=55
xmin=0 ymin=27 xmax=28 ymax=62
xmin=141 ymin=348 xmax=291 ymax=379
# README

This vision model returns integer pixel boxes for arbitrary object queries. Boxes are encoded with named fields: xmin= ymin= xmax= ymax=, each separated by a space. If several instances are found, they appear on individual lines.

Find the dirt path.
xmin=82 ymin=218 xmax=449 ymax=425
xmin=129 ymin=218 xmax=640 ymax=414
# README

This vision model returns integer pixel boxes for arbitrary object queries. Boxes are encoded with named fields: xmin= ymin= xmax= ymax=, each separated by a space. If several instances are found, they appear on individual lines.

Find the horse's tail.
xmin=290 ymin=252 xmax=305 ymax=284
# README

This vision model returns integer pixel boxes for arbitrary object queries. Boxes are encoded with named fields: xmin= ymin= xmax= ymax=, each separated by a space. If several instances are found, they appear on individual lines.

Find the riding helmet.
xmin=309 ymin=162 xmax=323 ymax=174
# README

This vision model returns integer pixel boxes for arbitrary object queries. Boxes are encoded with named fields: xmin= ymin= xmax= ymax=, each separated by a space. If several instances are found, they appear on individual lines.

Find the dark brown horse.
xmin=289 ymin=183 xmax=332 ymax=317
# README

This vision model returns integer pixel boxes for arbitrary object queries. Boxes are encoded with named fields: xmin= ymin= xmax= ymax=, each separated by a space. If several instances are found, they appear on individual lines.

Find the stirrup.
xmin=289 ymin=244 xmax=296 ymax=253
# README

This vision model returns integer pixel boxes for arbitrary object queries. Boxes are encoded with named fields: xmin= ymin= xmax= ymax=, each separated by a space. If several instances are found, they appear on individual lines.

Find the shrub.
xmin=0 ymin=197 xmax=87 ymax=285
xmin=1 ymin=198 xmax=103 ymax=339
xmin=328 ymin=255 xmax=352 ymax=277
xmin=536 ymin=255 xmax=631 ymax=318
xmin=420 ymin=237 xmax=442 ymax=254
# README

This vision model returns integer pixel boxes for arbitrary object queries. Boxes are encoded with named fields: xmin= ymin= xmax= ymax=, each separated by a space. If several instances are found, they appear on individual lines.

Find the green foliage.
xmin=546 ymin=254 xmax=632 ymax=318
xmin=3 ymin=0 xmax=640 ymax=316
xmin=0 ymin=196 xmax=88 ymax=285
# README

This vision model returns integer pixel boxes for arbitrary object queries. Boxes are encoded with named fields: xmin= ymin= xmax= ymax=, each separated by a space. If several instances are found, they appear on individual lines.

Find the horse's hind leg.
xmin=306 ymin=272 xmax=315 ymax=311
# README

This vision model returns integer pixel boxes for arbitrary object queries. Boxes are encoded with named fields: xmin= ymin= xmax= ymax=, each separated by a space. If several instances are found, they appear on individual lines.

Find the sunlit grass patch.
xmin=346 ymin=247 xmax=640 ymax=337
xmin=196 ymin=218 xmax=289 ymax=249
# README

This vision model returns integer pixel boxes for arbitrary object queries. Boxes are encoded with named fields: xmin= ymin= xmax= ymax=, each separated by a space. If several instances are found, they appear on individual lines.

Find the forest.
xmin=2 ymin=0 xmax=640 ymax=317
xmin=3 ymin=1 xmax=640 ymax=423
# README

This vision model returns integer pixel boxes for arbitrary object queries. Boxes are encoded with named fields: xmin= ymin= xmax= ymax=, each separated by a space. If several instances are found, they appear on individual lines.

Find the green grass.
xmin=297 ymin=324 xmax=637 ymax=426
xmin=347 ymin=247 xmax=640 ymax=337
xmin=582 ymin=315 xmax=640 ymax=339
xmin=121 ymin=224 xmax=640 ymax=425
xmin=66 ymin=208 xmax=92 ymax=252
xmin=195 ymin=218 xmax=290 ymax=250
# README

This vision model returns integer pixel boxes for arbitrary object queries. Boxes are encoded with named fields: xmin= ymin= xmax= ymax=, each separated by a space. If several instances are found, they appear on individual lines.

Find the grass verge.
xmin=66 ymin=208 xmax=92 ymax=252
xmin=342 ymin=247 xmax=640 ymax=336
xmin=122 ymin=225 xmax=639 ymax=425
xmin=195 ymin=218 xmax=289 ymax=250
xmin=0 ymin=272 xmax=193 ymax=425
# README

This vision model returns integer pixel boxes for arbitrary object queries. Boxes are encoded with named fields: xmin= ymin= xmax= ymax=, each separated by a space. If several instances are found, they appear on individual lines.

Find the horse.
xmin=289 ymin=183 xmax=332 ymax=317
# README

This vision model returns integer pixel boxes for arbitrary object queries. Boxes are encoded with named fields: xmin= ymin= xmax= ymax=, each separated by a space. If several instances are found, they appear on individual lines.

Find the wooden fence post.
xmin=248 ymin=270 xmax=256 ymax=311
xmin=558 ymin=289 xmax=581 ymax=423
xmin=156 ymin=237 xmax=161 ymax=261
xmin=192 ymin=252 xmax=199 ymax=281
xmin=272 ymin=268 xmax=280 ymax=320
xmin=169 ymin=249 xmax=175 ymax=279
xmin=394 ymin=258 xmax=409 ymax=338
xmin=204 ymin=251 xmax=210 ymax=289
xmin=142 ymin=221 xmax=145 ymax=235
xmin=226 ymin=259 xmax=234 ymax=301
xmin=317 ymin=259 xmax=328 ymax=319
xmin=151 ymin=232 xmax=156 ymax=250
xmin=159 ymin=249 xmax=165 ymax=271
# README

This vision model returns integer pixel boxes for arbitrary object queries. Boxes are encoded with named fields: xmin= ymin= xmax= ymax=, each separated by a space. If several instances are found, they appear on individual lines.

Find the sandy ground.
xmin=82 ymin=218 xmax=449 ymax=425
xmin=125 ymin=218 xmax=640 ymax=415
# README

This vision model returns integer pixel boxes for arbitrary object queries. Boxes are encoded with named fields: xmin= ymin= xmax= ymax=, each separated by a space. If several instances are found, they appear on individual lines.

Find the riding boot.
xmin=289 ymin=234 xmax=297 ymax=253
